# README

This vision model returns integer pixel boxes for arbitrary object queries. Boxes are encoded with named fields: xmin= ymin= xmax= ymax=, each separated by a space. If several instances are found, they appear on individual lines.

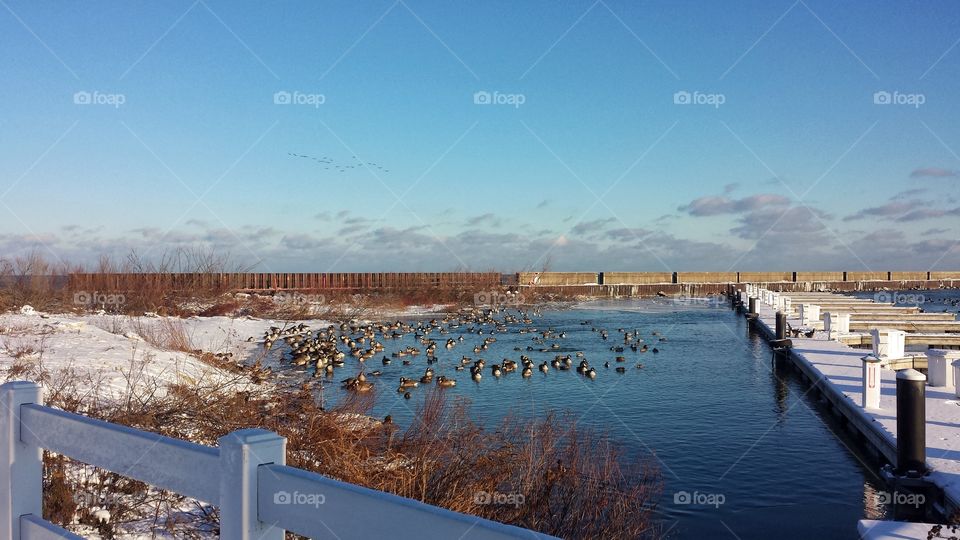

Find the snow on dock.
xmin=747 ymin=289 xmax=960 ymax=538
xmin=857 ymin=519 xmax=944 ymax=539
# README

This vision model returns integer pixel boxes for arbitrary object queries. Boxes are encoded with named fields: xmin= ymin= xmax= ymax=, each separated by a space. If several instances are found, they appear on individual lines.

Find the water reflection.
xmin=271 ymin=299 xmax=897 ymax=538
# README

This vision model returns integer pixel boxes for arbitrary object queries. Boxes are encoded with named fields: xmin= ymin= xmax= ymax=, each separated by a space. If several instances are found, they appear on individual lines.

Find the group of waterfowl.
xmin=287 ymin=152 xmax=390 ymax=173
xmin=255 ymin=304 xmax=666 ymax=398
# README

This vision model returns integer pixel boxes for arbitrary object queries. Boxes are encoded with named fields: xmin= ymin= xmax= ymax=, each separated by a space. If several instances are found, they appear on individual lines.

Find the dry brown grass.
xmin=9 ymin=359 xmax=660 ymax=539
xmin=1 ymin=250 xmax=524 ymax=317
xmin=127 ymin=317 xmax=195 ymax=353
xmin=0 ymin=251 xmax=76 ymax=312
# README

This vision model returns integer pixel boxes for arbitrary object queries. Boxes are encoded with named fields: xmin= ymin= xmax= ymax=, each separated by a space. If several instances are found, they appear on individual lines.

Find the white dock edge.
xmin=748 ymin=290 xmax=960 ymax=538
xmin=857 ymin=519 xmax=940 ymax=539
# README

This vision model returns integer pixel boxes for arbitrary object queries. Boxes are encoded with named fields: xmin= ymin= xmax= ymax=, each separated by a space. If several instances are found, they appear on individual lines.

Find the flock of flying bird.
xmin=255 ymin=306 xmax=668 ymax=399
xmin=287 ymin=152 xmax=390 ymax=174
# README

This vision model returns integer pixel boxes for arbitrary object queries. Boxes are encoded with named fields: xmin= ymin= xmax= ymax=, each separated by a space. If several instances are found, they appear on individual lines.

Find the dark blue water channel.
xmin=275 ymin=298 xmax=897 ymax=538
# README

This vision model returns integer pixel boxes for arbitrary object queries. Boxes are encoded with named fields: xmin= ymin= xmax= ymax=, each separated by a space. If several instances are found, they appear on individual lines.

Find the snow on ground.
xmin=0 ymin=303 xmax=454 ymax=538
xmin=0 ymin=298 xmax=458 ymax=397
xmin=0 ymin=306 xmax=333 ymax=398
xmin=0 ymin=307 xmax=334 ymax=539
xmin=3 ymin=311 xmax=222 ymax=397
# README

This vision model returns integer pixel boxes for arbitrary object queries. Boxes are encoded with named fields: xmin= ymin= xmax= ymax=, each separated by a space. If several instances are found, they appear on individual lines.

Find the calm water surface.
xmin=276 ymin=298 xmax=898 ymax=539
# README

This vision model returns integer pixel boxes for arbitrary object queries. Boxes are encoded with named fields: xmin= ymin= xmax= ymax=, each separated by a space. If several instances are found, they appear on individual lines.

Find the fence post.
xmin=219 ymin=429 xmax=286 ymax=540
xmin=0 ymin=381 xmax=43 ymax=540
xmin=861 ymin=355 xmax=882 ymax=409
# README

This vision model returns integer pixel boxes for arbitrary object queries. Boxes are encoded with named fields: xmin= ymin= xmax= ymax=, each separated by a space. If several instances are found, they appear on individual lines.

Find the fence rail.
xmin=0 ymin=382 xmax=554 ymax=540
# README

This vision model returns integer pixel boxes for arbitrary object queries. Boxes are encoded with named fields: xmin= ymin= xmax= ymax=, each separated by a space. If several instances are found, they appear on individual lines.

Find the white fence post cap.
xmin=219 ymin=428 xmax=286 ymax=447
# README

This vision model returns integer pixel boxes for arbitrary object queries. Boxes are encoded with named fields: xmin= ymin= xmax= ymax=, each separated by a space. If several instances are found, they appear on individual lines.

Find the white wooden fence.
xmin=0 ymin=381 xmax=556 ymax=540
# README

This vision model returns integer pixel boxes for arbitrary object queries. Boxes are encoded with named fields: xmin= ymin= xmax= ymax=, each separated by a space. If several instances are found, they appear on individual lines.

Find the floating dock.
xmin=744 ymin=288 xmax=959 ymax=539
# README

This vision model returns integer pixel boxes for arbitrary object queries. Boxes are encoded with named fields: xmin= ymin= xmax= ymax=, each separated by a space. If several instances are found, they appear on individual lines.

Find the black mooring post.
xmin=748 ymin=297 xmax=757 ymax=317
xmin=896 ymin=369 xmax=927 ymax=477
xmin=775 ymin=312 xmax=787 ymax=340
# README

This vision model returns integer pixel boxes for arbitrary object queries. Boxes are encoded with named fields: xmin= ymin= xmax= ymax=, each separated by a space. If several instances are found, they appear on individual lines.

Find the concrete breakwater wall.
xmin=516 ymin=281 xmax=960 ymax=299
xmin=519 ymin=271 xmax=960 ymax=285
xmin=515 ymin=283 xmax=733 ymax=297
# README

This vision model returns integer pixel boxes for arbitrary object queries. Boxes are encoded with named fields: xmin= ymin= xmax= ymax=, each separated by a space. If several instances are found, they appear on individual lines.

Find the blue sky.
xmin=1 ymin=0 xmax=959 ymax=272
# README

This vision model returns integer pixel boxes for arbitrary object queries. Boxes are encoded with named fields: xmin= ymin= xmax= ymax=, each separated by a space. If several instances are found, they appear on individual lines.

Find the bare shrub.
xmin=127 ymin=317 xmax=194 ymax=353
xmin=67 ymin=248 xmax=254 ymax=315
xmin=43 ymin=455 xmax=78 ymax=527
xmin=0 ymin=251 xmax=75 ymax=312
xmin=44 ymin=373 xmax=660 ymax=538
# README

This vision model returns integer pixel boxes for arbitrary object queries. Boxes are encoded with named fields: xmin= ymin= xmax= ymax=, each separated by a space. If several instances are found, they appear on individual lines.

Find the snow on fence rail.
xmin=0 ymin=382 xmax=555 ymax=540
